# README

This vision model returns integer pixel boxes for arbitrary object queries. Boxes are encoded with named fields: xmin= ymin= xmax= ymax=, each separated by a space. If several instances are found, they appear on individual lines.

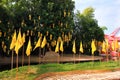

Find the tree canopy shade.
xmin=0 ymin=0 xmax=75 ymax=55
xmin=74 ymin=7 xmax=104 ymax=55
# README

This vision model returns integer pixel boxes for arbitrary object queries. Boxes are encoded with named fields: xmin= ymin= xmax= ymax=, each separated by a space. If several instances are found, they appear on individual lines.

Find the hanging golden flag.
xmin=15 ymin=29 xmax=22 ymax=54
xmin=40 ymin=33 xmax=43 ymax=37
xmin=68 ymin=12 xmax=70 ymax=17
xmin=55 ymin=40 xmax=59 ymax=53
xmin=29 ymin=14 xmax=31 ymax=20
xmin=53 ymin=24 xmax=55 ymax=28
xmin=3 ymin=45 xmax=7 ymax=53
xmin=79 ymin=42 xmax=83 ymax=53
xmin=72 ymin=40 xmax=76 ymax=54
xmin=64 ymin=35 xmax=68 ymax=42
xmin=38 ymin=32 xmax=40 ymax=37
xmin=102 ymin=41 xmax=106 ymax=53
xmin=33 ymin=37 xmax=42 ymax=50
xmin=31 ymin=30 xmax=33 ymax=36
xmin=50 ymin=34 xmax=52 ymax=40
xmin=21 ymin=20 xmax=24 ymax=27
xmin=46 ymin=31 xmax=49 ymax=36
xmin=60 ymin=40 xmax=64 ymax=52
xmin=111 ymin=41 xmax=115 ymax=51
xmin=62 ymin=32 xmax=64 ymax=40
xmin=2 ymin=41 xmax=4 ymax=48
xmin=64 ymin=10 xmax=66 ymax=17
xmin=26 ymin=37 xmax=32 ymax=56
xmin=34 ymin=26 xmax=37 ymax=30
xmin=51 ymin=40 xmax=56 ymax=47
xmin=0 ymin=31 xmax=2 ymax=37
xmin=41 ymin=36 xmax=47 ymax=48
xmin=34 ymin=19 xmax=36 ymax=25
xmin=61 ymin=22 xmax=63 ymax=27
xmin=58 ymin=36 xmax=62 ymax=42
xmin=8 ymin=36 xmax=10 ymax=40
xmin=91 ymin=40 xmax=96 ymax=55
xmin=10 ymin=30 xmax=16 ymax=50
xmin=4 ymin=32 xmax=6 ymax=37
xmin=105 ymin=39 xmax=109 ymax=49
xmin=38 ymin=16 xmax=40 ymax=20
xmin=68 ymin=32 xmax=72 ymax=41
xmin=22 ymin=33 xmax=25 ymax=45
xmin=27 ymin=30 xmax=29 ymax=36
xmin=66 ymin=23 xmax=68 ymax=28
xmin=115 ymin=39 xmax=119 ymax=50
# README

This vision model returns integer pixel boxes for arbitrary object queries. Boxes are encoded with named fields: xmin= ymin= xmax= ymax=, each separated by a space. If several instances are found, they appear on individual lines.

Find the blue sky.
xmin=74 ymin=0 xmax=120 ymax=35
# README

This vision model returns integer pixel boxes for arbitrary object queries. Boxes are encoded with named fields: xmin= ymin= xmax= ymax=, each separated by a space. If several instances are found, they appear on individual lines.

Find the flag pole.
xmin=16 ymin=54 xmax=18 ymax=71
xmin=22 ymin=46 xmax=24 ymax=66
xmin=79 ymin=52 xmax=81 ymax=63
xmin=28 ymin=55 xmax=30 ymax=72
xmin=92 ymin=53 xmax=94 ymax=67
xmin=106 ymin=49 xmax=109 ymax=62
xmin=62 ymin=52 xmax=63 ymax=58
xmin=61 ymin=52 xmax=63 ymax=62
xmin=73 ymin=53 xmax=75 ymax=64
xmin=117 ymin=52 xmax=120 ymax=66
xmin=16 ymin=54 xmax=18 ymax=80
xmin=58 ymin=51 xmax=60 ymax=64
xmin=11 ymin=50 xmax=14 ymax=70
xmin=42 ymin=47 xmax=45 ymax=63
xmin=39 ymin=47 xmax=41 ymax=64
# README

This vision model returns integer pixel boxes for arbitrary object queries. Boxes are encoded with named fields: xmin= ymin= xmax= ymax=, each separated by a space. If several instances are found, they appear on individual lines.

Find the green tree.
xmin=74 ymin=7 xmax=104 ymax=55
xmin=101 ymin=26 xmax=108 ymax=31
xmin=0 ymin=0 xmax=75 ymax=55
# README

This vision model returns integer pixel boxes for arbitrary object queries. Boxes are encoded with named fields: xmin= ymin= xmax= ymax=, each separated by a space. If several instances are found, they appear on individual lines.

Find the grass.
xmin=0 ymin=61 xmax=120 ymax=80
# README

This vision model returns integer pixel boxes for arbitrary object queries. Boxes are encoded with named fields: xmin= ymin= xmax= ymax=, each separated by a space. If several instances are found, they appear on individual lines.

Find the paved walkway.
xmin=40 ymin=70 xmax=120 ymax=80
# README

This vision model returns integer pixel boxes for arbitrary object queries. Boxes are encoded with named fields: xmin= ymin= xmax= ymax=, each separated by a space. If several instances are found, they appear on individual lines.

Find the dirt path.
xmin=35 ymin=69 xmax=120 ymax=80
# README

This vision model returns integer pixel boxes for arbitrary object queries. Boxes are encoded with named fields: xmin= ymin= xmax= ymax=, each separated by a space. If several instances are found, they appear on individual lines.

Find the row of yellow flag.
xmin=10 ymin=30 xmax=97 ymax=55
xmin=72 ymin=40 xmax=96 ymax=54
xmin=102 ymin=39 xmax=119 ymax=53
xmin=10 ymin=30 xmax=48 ymax=56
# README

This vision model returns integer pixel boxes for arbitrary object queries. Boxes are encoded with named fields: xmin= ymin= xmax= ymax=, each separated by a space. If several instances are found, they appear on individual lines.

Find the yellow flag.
xmin=22 ymin=33 xmax=25 ymax=45
xmin=60 ymin=40 xmax=64 ymax=52
xmin=26 ymin=38 xmax=32 ymax=56
xmin=3 ymin=45 xmax=7 ymax=52
xmin=91 ymin=40 xmax=96 ymax=55
xmin=58 ymin=36 xmax=62 ymax=42
xmin=79 ymin=42 xmax=83 ymax=53
xmin=51 ymin=40 xmax=56 ymax=47
xmin=0 ymin=31 xmax=2 ymax=37
xmin=33 ymin=37 xmax=41 ymax=50
xmin=111 ymin=41 xmax=115 ymax=51
xmin=29 ymin=14 xmax=32 ymax=20
xmin=115 ymin=39 xmax=119 ymax=50
xmin=55 ymin=40 xmax=59 ymax=53
xmin=105 ymin=39 xmax=109 ymax=49
xmin=50 ymin=34 xmax=52 ymax=40
xmin=72 ymin=40 xmax=76 ymax=54
xmin=10 ymin=30 xmax=16 ymax=50
xmin=41 ymin=36 xmax=47 ymax=48
xmin=15 ymin=30 xmax=22 ymax=54
xmin=64 ymin=10 xmax=66 ymax=17
xmin=102 ymin=41 xmax=106 ymax=53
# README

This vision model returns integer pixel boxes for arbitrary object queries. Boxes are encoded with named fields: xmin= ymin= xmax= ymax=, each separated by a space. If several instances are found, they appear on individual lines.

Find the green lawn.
xmin=0 ymin=61 xmax=120 ymax=80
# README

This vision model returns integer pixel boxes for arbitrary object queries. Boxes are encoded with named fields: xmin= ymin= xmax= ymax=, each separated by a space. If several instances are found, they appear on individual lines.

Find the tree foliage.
xmin=0 ymin=0 xmax=75 ymax=56
xmin=74 ymin=7 xmax=104 ymax=55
